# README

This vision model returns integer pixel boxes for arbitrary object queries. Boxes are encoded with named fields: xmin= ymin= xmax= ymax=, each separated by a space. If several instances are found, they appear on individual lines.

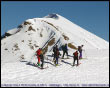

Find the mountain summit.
xmin=1 ymin=14 xmax=109 ymax=85
xmin=1 ymin=14 xmax=109 ymax=61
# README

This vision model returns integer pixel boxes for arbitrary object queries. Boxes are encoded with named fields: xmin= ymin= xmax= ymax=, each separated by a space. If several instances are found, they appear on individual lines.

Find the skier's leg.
xmin=38 ymin=56 xmax=40 ymax=66
xmin=56 ymin=57 xmax=58 ymax=65
xmin=41 ymin=59 xmax=44 ymax=68
xmin=77 ymin=59 xmax=78 ymax=66
xmin=66 ymin=51 xmax=69 ymax=58
xmin=55 ymin=57 xmax=58 ymax=66
xmin=62 ymin=51 xmax=65 ymax=58
xmin=80 ymin=52 xmax=82 ymax=59
xmin=76 ymin=56 xmax=78 ymax=66
xmin=54 ymin=57 xmax=56 ymax=65
xmin=79 ymin=52 xmax=81 ymax=59
xmin=41 ymin=60 xmax=43 ymax=68
xmin=73 ymin=57 xmax=75 ymax=66
xmin=63 ymin=51 xmax=66 ymax=58
xmin=42 ymin=59 xmax=44 ymax=68
xmin=66 ymin=51 xmax=68 ymax=56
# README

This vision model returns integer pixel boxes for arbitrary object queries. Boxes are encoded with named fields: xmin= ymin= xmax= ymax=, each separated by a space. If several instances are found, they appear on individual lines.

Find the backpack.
xmin=61 ymin=45 xmax=64 ymax=51
xmin=78 ymin=46 xmax=81 ymax=51
xmin=73 ymin=51 xmax=78 ymax=57
xmin=53 ymin=47 xmax=56 ymax=53
xmin=36 ymin=49 xmax=41 ymax=56
xmin=56 ymin=48 xmax=59 ymax=56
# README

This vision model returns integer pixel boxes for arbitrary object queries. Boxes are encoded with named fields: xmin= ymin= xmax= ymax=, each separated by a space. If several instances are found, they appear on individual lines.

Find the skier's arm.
xmin=59 ymin=52 xmax=61 ymax=56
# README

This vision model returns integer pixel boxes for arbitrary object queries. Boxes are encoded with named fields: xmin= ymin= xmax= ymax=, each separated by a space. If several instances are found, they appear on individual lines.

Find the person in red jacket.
xmin=36 ymin=48 xmax=41 ymax=66
xmin=73 ymin=51 xmax=79 ymax=66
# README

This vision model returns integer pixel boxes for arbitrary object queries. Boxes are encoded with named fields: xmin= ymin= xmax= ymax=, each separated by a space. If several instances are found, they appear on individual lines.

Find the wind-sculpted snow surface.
xmin=1 ymin=14 xmax=109 ymax=87
xmin=1 ymin=49 xmax=109 ymax=86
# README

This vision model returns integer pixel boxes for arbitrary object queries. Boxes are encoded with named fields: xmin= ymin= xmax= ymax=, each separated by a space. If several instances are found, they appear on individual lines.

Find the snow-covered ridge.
xmin=1 ymin=14 xmax=109 ymax=54
xmin=1 ymin=14 xmax=109 ymax=85
xmin=1 ymin=13 xmax=109 ymax=59
xmin=44 ymin=13 xmax=59 ymax=19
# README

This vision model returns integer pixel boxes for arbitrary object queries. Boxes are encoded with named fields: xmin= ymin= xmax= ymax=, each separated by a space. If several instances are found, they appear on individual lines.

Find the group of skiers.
xmin=35 ymin=44 xmax=84 ymax=69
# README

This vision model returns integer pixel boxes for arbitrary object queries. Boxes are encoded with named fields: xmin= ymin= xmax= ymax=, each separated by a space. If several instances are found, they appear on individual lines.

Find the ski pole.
xmin=45 ymin=55 xmax=48 ymax=67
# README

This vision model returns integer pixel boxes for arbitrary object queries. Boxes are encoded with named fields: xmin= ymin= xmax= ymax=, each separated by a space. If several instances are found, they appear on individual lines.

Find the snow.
xmin=7 ymin=28 xmax=18 ymax=34
xmin=44 ymin=13 xmax=59 ymax=19
xmin=1 ymin=50 xmax=109 ymax=86
xmin=1 ymin=14 xmax=109 ymax=87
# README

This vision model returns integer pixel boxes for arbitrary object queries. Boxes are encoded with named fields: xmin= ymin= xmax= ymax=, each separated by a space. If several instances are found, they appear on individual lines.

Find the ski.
xmin=41 ymin=66 xmax=49 ymax=69
xmin=35 ymin=64 xmax=49 ymax=69
xmin=54 ymin=63 xmax=62 ymax=67
xmin=79 ymin=58 xmax=87 ymax=60
xmin=61 ymin=58 xmax=70 ymax=59
xmin=76 ymin=63 xmax=81 ymax=67
xmin=71 ymin=63 xmax=81 ymax=67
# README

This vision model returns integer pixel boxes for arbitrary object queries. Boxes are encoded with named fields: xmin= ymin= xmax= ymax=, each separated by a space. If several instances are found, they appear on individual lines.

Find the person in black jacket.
xmin=62 ymin=44 xmax=68 ymax=59
xmin=53 ymin=45 xmax=60 ymax=66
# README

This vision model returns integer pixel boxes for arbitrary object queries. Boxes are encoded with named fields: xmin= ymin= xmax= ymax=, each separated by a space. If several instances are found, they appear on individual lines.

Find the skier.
xmin=54 ymin=45 xmax=60 ymax=66
xmin=36 ymin=48 xmax=41 ymax=66
xmin=40 ymin=49 xmax=44 ymax=69
xmin=62 ymin=44 xmax=68 ymax=59
xmin=73 ymin=51 xmax=79 ymax=66
xmin=78 ymin=45 xmax=84 ymax=59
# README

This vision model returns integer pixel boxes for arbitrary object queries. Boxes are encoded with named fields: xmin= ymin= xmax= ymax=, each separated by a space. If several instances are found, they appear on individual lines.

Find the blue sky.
xmin=1 ymin=1 xmax=109 ymax=42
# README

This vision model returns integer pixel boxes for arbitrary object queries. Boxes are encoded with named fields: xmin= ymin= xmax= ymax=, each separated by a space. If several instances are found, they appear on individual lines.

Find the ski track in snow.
xmin=1 ymin=50 xmax=109 ymax=84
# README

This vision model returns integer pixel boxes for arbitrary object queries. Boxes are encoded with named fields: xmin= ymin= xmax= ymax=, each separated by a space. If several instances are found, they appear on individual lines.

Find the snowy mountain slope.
xmin=1 ymin=14 xmax=109 ymax=86
xmin=43 ymin=14 xmax=109 ymax=49
xmin=1 ymin=14 xmax=109 ymax=62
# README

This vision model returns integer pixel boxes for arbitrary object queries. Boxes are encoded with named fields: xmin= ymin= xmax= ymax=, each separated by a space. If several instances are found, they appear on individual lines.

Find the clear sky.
xmin=1 ymin=1 xmax=109 ymax=42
